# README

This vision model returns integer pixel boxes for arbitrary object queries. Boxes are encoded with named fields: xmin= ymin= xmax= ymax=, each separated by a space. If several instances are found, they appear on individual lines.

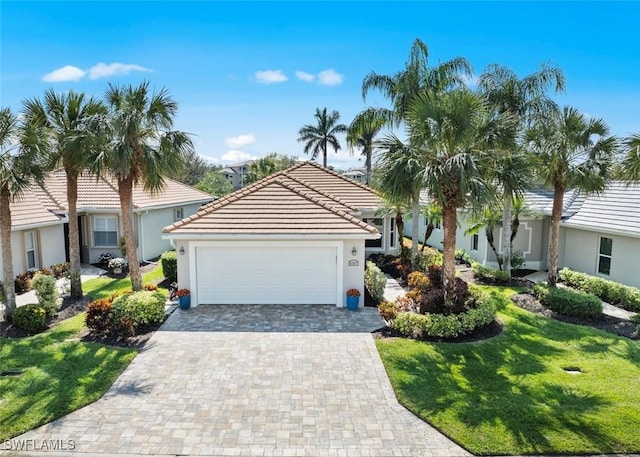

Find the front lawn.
xmin=83 ymin=263 xmax=167 ymax=300
xmin=376 ymin=286 xmax=640 ymax=455
xmin=0 ymin=313 xmax=136 ymax=441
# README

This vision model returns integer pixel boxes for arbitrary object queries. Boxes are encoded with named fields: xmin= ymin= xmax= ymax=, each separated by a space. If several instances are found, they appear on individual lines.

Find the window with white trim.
xmin=25 ymin=231 xmax=39 ymax=270
xmin=597 ymin=237 xmax=612 ymax=275
xmin=364 ymin=218 xmax=384 ymax=248
xmin=471 ymin=233 xmax=479 ymax=251
xmin=175 ymin=208 xmax=184 ymax=221
xmin=93 ymin=216 xmax=118 ymax=247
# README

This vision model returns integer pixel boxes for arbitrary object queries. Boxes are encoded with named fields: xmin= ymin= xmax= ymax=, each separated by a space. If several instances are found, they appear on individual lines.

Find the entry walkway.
xmin=5 ymin=304 xmax=468 ymax=457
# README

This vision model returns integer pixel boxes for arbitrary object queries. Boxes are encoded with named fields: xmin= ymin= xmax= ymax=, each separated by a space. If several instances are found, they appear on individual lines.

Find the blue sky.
xmin=2 ymin=1 xmax=639 ymax=169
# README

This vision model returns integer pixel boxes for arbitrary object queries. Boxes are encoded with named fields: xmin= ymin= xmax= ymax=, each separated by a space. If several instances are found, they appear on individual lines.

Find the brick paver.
xmin=4 ymin=305 xmax=468 ymax=457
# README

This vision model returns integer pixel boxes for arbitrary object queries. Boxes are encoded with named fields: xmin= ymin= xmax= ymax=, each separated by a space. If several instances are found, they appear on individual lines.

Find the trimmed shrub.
xmin=533 ymin=283 xmax=603 ymax=320
xmin=378 ymin=301 xmax=400 ymax=322
xmin=111 ymin=290 xmax=166 ymax=336
xmin=510 ymin=250 xmax=526 ymax=270
xmin=143 ymin=284 xmax=159 ymax=291
xmin=85 ymin=299 xmax=113 ymax=335
xmin=427 ymin=264 xmax=443 ymax=285
xmin=414 ymin=247 xmax=443 ymax=270
xmin=14 ymin=271 xmax=35 ymax=294
xmin=50 ymin=262 xmax=70 ymax=279
xmin=390 ymin=289 xmax=496 ymax=339
xmin=407 ymin=271 xmax=430 ymax=292
xmin=97 ymin=252 xmax=115 ymax=265
xmin=160 ymin=250 xmax=178 ymax=283
xmin=559 ymin=268 xmax=640 ymax=312
xmin=364 ymin=261 xmax=387 ymax=304
xmin=31 ymin=274 xmax=60 ymax=318
xmin=471 ymin=261 xmax=510 ymax=284
xmin=12 ymin=304 xmax=46 ymax=334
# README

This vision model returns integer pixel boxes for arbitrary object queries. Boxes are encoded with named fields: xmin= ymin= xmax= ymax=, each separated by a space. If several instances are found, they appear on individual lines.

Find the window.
xmin=435 ymin=220 xmax=441 ymax=230
xmin=365 ymin=218 xmax=383 ymax=248
xmin=471 ymin=233 xmax=479 ymax=251
xmin=598 ymin=237 xmax=613 ymax=275
xmin=93 ymin=216 xmax=118 ymax=247
xmin=25 ymin=231 xmax=39 ymax=270
xmin=389 ymin=218 xmax=396 ymax=249
xmin=175 ymin=208 xmax=184 ymax=221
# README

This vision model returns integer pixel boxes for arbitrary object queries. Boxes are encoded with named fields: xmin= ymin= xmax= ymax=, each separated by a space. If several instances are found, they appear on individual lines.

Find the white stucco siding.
xmin=561 ymin=227 xmax=640 ymax=289
xmin=38 ymin=225 xmax=66 ymax=268
xmin=140 ymin=203 xmax=205 ymax=261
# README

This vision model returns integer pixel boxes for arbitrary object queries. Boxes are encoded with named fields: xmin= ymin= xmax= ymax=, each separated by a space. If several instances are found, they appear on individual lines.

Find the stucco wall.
xmin=560 ymin=228 xmax=640 ymax=289
xmin=139 ymin=203 xmax=203 ymax=261
xmin=0 ymin=225 xmax=66 ymax=278
xmin=342 ymin=239 xmax=365 ymax=308
xmin=483 ymin=218 xmax=546 ymax=270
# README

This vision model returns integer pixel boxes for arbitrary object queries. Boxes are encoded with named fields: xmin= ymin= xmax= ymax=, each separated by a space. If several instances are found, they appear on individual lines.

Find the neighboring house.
xmin=219 ymin=160 xmax=254 ymax=190
xmin=163 ymin=161 xmax=398 ymax=308
xmin=342 ymin=167 xmax=366 ymax=183
xmin=0 ymin=171 xmax=213 ymax=279
xmin=406 ymin=182 xmax=640 ymax=289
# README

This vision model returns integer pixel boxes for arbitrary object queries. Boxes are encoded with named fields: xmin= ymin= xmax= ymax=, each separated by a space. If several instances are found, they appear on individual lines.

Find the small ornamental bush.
xmin=111 ymin=290 xmax=166 ymax=336
xmin=559 ymin=268 xmax=640 ymax=312
xmin=108 ymin=257 xmax=126 ymax=270
xmin=427 ymin=264 xmax=443 ymax=286
xmin=160 ymin=250 xmax=178 ymax=283
xmin=471 ymin=261 xmax=510 ymax=284
xmin=364 ymin=261 xmax=387 ymax=303
xmin=97 ymin=252 xmax=115 ymax=265
xmin=50 ymin=262 xmax=70 ymax=278
xmin=85 ymin=299 xmax=113 ymax=335
xmin=407 ymin=271 xmax=430 ymax=292
xmin=12 ymin=304 xmax=46 ymax=334
xmin=533 ymin=283 xmax=603 ymax=320
xmin=378 ymin=301 xmax=400 ymax=322
xmin=14 ymin=271 xmax=35 ymax=294
xmin=31 ymin=274 xmax=60 ymax=318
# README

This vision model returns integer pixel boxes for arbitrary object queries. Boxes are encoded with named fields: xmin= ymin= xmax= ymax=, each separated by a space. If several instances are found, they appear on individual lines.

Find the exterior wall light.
xmin=179 ymin=246 xmax=185 ymax=255
xmin=351 ymin=246 xmax=357 ymax=256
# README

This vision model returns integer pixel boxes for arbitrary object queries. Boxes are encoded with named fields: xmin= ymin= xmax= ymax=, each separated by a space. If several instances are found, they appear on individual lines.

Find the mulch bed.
xmin=372 ymin=318 xmax=504 ymax=343
xmin=511 ymin=292 xmax=638 ymax=340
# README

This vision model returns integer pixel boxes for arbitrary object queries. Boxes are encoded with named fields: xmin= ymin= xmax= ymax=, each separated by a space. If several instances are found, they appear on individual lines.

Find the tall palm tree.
xmin=22 ymin=90 xmax=107 ymax=298
xmin=94 ymin=81 xmax=193 ymax=291
xmin=0 ymin=108 xmax=48 ymax=317
xmin=406 ymin=89 xmax=517 ymax=304
xmin=620 ymin=133 xmax=640 ymax=181
xmin=478 ymin=63 xmax=565 ymax=276
xmin=346 ymin=108 xmax=386 ymax=185
xmin=361 ymin=39 xmax=472 ymax=264
xmin=297 ymin=108 xmax=347 ymax=168
xmin=526 ymin=106 xmax=617 ymax=286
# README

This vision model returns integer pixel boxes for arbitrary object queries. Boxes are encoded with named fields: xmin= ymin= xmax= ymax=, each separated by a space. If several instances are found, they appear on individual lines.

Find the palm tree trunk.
xmin=420 ymin=222 xmax=434 ymax=252
xmin=548 ymin=184 xmax=564 ymax=287
xmin=395 ymin=212 xmax=405 ymax=259
xmin=1 ymin=192 xmax=16 ymax=317
xmin=118 ymin=176 xmax=142 ymax=291
xmin=486 ymin=229 xmax=502 ymax=270
xmin=501 ymin=197 xmax=512 ymax=276
xmin=66 ymin=172 xmax=83 ymax=298
xmin=365 ymin=146 xmax=372 ymax=186
xmin=411 ymin=191 xmax=420 ymax=268
xmin=442 ymin=202 xmax=458 ymax=304
xmin=322 ymin=140 xmax=327 ymax=168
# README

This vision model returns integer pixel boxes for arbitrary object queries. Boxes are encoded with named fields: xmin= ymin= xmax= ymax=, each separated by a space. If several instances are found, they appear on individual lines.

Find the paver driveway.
xmin=7 ymin=305 xmax=468 ymax=457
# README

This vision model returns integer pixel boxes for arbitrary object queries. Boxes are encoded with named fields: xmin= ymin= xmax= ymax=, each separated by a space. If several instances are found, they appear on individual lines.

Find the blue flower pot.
xmin=346 ymin=295 xmax=359 ymax=311
xmin=178 ymin=296 xmax=191 ymax=310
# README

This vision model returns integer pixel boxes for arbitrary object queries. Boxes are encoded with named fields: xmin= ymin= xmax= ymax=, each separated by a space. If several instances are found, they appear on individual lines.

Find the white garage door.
xmin=196 ymin=244 xmax=338 ymax=305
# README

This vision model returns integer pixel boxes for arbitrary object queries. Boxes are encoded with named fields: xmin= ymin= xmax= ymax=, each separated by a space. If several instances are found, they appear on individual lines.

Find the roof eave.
xmin=163 ymin=233 xmax=380 ymax=240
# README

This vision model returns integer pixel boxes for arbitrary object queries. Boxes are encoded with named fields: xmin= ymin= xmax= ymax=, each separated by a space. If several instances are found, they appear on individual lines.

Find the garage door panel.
xmin=196 ymin=245 xmax=337 ymax=304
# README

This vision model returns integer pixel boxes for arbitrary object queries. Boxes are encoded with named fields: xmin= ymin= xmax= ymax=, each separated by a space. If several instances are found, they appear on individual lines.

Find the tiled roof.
xmin=10 ymin=187 xmax=63 ymax=228
xmin=562 ymin=182 xmax=640 ymax=237
xmin=285 ymin=162 xmax=384 ymax=209
xmin=522 ymin=188 xmax=585 ymax=217
xmin=163 ymin=173 xmax=379 ymax=236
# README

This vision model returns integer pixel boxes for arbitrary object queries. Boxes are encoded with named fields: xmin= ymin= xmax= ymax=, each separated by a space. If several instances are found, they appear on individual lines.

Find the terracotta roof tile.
xmin=10 ymin=187 xmax=62 ymax=228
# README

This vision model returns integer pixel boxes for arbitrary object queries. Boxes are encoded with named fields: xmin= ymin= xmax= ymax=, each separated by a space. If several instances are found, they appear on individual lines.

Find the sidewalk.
xmin=383 ymin=274 xmax=406 ymax=302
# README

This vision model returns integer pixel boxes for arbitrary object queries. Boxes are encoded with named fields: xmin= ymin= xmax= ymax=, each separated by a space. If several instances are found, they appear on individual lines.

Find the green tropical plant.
xmin=195 ymin=168 xmax=233 ymax=196
xmin=619 ymin=133 xmax=640 ymax=181
xmin=23 ymin=90 xmax=107 ymax=299
xmin=244 ymin=153 xmax=297 ymax=185
xmin=526 ymin=106 xmax=617 ymax=286
xmin=346 ymin=108 xmax=386 ymax=185
xmin=0 ymin=107 xmax=48 ymax=317
xmin=94 ymin=81 xmax=193 ymax=291
xmin=297 ymin=107 xmax=347 ymax=168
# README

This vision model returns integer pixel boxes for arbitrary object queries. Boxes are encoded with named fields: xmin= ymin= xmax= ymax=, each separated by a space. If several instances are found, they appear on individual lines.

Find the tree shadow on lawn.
xmin=384 ymin=289 xmax=640 ymax=454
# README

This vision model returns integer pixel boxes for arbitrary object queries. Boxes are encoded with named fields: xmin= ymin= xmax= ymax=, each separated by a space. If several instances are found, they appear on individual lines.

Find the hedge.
xmin=160 ymin=250 xmax=178 ymax=283
xmin=559 ymin=268 xmax=640 ymax=312
xmin=364 ymin=261 xmax=387 ymax=304
xmin=390 ymin=289 xmax=496 ymax=339
xmin=471 ymin=261 xmax=510 ymax=284
xmin=533 ymin=283 xmax=603 ymax=320
xmin=11 ymin=304 xmax=46 ymax=334
xmin=111 ymin=290 xmax=166 ymax=336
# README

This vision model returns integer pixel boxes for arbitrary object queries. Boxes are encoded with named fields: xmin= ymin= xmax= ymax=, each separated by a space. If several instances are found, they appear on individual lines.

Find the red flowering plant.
xmin=176 ymin=288 xmax=190 ymax=297
xmin=346 ymin=288 xmax=361 ymax=297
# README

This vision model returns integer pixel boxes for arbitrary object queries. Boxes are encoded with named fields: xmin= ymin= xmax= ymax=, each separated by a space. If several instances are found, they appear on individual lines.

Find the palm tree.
xmin=620 ymin=133 xmax=640 ymax=181
xmin=407 ymin=89 xmax=517 ymax=304
xmin=0 ymin=108 xmax=48 ymax=317
xmin=478 ymin=63 xmax=565 ymax=276
xmin=22 ymin=90 xmax=107 ymax=298
xmin=526 ymin=106 xmax=617 ymax=286
xmin=361 ymin=39 xmax=472 ymax=264
xmin=346 ymin=108 xmax=386 ymax=185
xmin=297 ymin=108 xmax=347 ymax=168
xmin=95 ymin=81 xmax=193 ymax=291
xmin=245 ymin=153 xmax=297 ymax=185
xmin=418 ymin=202 xmax=442 ymax=252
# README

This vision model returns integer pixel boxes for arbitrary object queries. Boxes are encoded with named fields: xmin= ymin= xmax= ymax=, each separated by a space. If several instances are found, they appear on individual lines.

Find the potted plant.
xmin=97 ymin=252 xmax=114 ymax=267
xmin=108 ymin=257 xmax=126 ymax=275
xmin=176 ymin=288 xmax=191 ymax=309
xmin=346 ymin=288 xmax=361 ymax=311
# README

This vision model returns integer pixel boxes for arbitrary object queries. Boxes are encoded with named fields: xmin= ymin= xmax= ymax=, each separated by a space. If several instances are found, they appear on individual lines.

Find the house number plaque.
xmin=348 ymin=260 xmax=359 ymax=266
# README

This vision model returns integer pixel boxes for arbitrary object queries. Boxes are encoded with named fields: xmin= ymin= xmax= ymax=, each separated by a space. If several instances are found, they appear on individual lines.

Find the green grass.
xmin=83 ymin=264 xmax=167 ymax=300
xmin=0 ymin=313 xmax=136 ymax=441
xmin=376 ymin=286 xmax=640 ymax=455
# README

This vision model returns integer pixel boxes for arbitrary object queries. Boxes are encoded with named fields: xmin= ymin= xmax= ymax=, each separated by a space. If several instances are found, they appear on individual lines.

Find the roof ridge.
xmin=280 ymin=173 xmax=357 ymax=211
xmin=295 ymin=160 xmax=380 ymax=193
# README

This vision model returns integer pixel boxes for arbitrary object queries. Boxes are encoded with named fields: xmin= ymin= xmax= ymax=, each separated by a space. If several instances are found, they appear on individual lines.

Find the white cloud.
xmin=254 ymin=70 xmax=288 ymax=84
xmin=221 ymin=150 xmax=258 ymax=163
xmin=295 ymin=71 xmax=315 ymax=82
xmin=461 ymin=73 xmax=479 ymax=88
xmin=317 ymin=69 xmax=344 ymax=86
xmin=88 ymin=62 xmax=152 ymax=80
xmin=224 ymin=133 xmax=256 ymax=148
xmin=42 ymin=65 xmax=86 ymax=82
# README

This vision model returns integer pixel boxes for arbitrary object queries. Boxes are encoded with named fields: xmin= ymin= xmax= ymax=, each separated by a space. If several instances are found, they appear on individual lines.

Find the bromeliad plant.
xmin=108 ymin=258 xmax=126 ymax=270
xmin=346 ymin=288 xmax=361 ymax=297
